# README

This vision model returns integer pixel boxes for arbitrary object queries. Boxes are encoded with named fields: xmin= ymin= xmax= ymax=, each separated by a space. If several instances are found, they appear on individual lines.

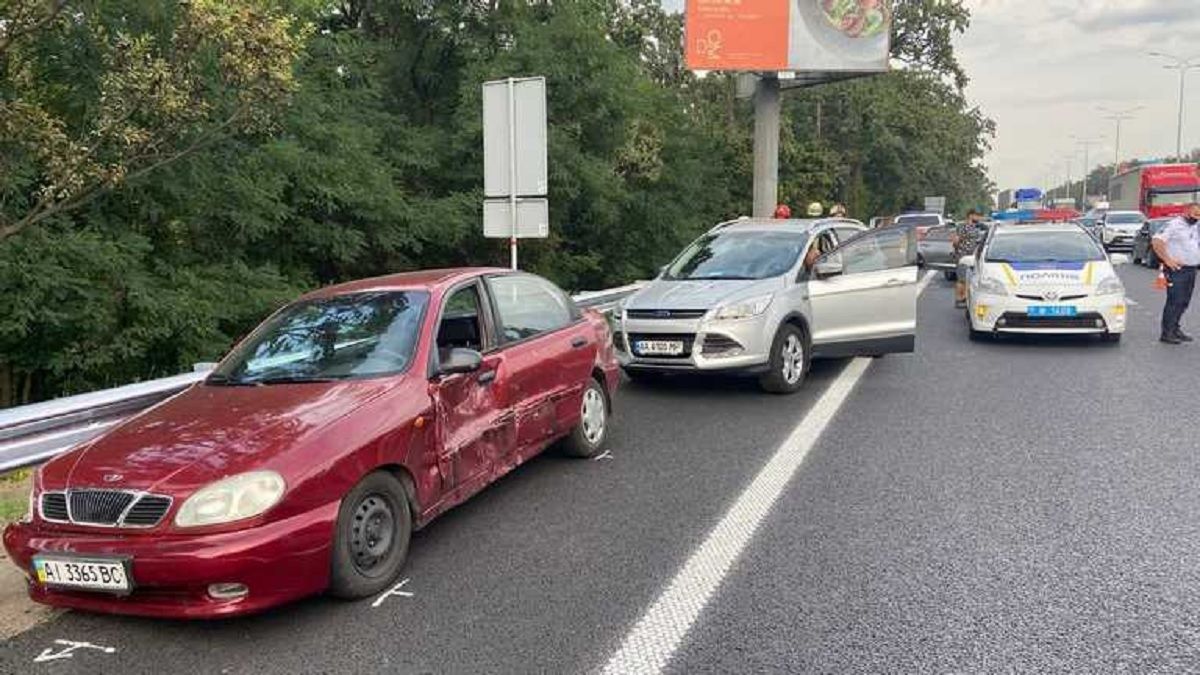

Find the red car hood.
xmin=45 ymin=380 xmax=394 ymax=493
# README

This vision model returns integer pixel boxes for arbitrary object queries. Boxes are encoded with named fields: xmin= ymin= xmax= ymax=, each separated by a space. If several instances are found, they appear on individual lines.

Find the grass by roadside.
xmin=0 ymin=467 xmax=57 ymax=639
xmin=0 ymin=468 xmax=31 ymax=525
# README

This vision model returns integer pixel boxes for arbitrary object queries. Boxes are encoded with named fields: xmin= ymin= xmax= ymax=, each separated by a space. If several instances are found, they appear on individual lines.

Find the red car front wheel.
xmin=329 ymin=471 xmax=412 ymax=599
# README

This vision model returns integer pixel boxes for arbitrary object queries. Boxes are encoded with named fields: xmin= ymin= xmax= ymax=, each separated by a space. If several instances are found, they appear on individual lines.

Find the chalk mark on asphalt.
xmin=593 ymin=450 xmax=614 ymax=461
xmin=371 ymin=578 xmax=414 ymax=608
xmin=34 ymin=639 xmax=115 ymax=664
xmin=600 ymin=269 xmax=936 ymax=675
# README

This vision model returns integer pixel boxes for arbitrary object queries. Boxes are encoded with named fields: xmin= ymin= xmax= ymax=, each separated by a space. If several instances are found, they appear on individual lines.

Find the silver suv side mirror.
xmin=814 ymin=258 xmax=844 ymax=278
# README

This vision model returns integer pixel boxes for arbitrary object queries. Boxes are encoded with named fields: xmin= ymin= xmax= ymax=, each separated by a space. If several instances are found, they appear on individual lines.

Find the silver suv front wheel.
xmin=758 ymin=324 xmax=809 ymax=394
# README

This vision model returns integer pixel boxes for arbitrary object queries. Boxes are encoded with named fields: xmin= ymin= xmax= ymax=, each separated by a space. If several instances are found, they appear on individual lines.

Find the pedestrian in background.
xmin=951 ymin=209 xmax=984 ymax=308
xmin=829 ymin=203 xmax=847 ymax=218
xmin=806 ymin=202 xmax=823 ymax=217
xmin=1151 ymin=202 xmax=1200 ymax=344
xmin=773 ymin=203 xmax=792 ymax=219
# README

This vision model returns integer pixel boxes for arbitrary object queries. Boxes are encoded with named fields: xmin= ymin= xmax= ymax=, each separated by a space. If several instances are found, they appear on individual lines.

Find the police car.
xmin=962 ymin=222 xmax=1127 ymax=342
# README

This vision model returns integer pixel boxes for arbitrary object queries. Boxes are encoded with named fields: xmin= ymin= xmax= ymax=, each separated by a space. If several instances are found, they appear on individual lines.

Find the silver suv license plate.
xmin=636 ymin=340 xmax=684 ymax=356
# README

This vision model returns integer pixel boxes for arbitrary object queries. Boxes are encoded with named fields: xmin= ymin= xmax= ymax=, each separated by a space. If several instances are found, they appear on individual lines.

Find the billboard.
xmin=686 ymin=0 xmax=891 ymax=73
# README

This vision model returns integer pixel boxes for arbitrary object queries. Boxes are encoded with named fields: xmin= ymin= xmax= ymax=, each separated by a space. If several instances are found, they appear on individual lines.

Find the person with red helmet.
xmin=773 ymin=204 xmax=792 ymax=219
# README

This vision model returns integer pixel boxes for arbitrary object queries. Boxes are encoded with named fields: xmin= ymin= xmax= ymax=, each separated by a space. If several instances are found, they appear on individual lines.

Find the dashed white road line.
xmin=600 ymin=269 xmax=935 ymax=675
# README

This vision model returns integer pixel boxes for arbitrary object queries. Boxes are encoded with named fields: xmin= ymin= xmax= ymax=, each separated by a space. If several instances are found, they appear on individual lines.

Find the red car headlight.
xmin=175 ymin=471 xmax=286 ymax=528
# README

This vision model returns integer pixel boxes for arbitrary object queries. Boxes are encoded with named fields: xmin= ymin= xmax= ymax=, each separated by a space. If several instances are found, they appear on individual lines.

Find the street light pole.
xmin=1148 ymin=52 xmax=1200 ymax=160
xmin=1098 ymin=105 xmax=1142 ymax=169
xmin=1071 ymin=135 xmax=1103 ymax=210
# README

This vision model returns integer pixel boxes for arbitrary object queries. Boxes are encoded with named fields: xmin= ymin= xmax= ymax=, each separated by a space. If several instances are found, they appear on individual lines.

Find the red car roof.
xmin=301 ymin=267 xmax=509 ymax=300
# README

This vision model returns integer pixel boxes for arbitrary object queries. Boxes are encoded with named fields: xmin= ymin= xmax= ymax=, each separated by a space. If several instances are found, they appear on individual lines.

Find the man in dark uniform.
xmin=1152 ymin=203 xmax=1200 ymax=344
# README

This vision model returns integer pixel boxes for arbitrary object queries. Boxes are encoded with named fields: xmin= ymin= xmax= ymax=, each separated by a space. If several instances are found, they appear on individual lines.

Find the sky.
xmin=662 ymin=0 xmax=1200 ymax=193
xmin=957 ymin=0 xmax=1200 ymax=192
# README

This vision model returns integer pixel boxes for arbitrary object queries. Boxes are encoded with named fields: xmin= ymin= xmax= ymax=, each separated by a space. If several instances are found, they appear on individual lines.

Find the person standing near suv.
xmin=951 ymin=209 xmax=984 ymax=308
xmin=1151 ymin=203 xmax=1200 ymax=344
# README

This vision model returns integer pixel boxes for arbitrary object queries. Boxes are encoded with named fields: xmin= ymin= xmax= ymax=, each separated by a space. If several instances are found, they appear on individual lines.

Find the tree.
xmin=0 ymin=0 xmax=310 ymax=240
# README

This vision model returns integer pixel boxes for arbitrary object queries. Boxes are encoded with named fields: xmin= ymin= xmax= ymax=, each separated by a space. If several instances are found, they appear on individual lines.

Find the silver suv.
xmin=617 ymin=218 xmax=920 ymax=393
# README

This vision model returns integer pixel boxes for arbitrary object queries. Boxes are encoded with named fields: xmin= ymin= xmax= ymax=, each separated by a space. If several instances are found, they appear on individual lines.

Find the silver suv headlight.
xmin=1096 ymin=276 xmax=1125 ymax=296
xmin=708 ymin=294 xmax=773 ymax=321
xmin=975 ymin=274 xmax=1008 ymax=296
xmin=175 ymin=471 xmax=286 ymax=527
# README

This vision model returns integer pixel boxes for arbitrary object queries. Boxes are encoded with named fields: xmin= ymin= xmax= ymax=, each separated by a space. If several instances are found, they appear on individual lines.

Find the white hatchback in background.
xmin=1099 ymin=210 xmax=1146 ymax=251
xmin=962 ymin=222 xmax=1128 ymax=342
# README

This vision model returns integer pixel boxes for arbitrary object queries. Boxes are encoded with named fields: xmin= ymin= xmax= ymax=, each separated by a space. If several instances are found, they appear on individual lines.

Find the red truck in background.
xmin=1108 ymin=163 xmax=1200 ymax=218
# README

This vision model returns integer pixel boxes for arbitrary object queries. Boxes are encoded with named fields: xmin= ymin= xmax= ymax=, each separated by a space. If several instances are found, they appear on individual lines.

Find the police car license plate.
xmin=34 ymin=555 xmax=131 ymax=593
xmin=635 ymin=340 xmax=684 ymax=356
xmin=1028 ymin=305 xmax=1077 ymax=317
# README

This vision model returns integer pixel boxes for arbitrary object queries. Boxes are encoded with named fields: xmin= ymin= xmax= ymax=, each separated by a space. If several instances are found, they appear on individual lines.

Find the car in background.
xmin=963 ymin=223 xmax=1127 ymax=342
xmin=919 ymin=220 xmax=992 ymax=281
xmin=918 ymin=224 xmax=957 ymax=279
xmin=1099 ymin=210 xmax=1147 ymax=251
xmin=4 ymin=268 xmax=619 ymax=618
xmin=618 ymin=218 xmax=918 ymax=394
xmin=1074 ymin=215 xmax=1101 ymax=240
xmin=1132 ymin=217 xmax=1173 ymax=267
xmin=893 ymin=212 xmax=947 ymax=240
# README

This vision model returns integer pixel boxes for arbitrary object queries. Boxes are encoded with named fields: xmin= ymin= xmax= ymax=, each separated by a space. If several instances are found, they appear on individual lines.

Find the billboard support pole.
xmin=507 ymin=77 xmax=519 ymax=270
xmin=752 ymin=75 xmax=781 ymax=218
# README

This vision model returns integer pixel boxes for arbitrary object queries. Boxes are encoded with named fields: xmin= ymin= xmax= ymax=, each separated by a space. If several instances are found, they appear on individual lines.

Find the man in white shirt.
xmin=1151 ymin=203 xmax=1200 ymax=344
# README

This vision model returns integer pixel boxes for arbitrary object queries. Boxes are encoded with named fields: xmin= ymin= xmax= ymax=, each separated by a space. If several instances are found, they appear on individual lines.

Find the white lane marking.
xmin=371 ymin=578 xmax=414 ymax=608
xmin=600 ymin=268 xmax=935 ymax=675
xmin=918 ymin=269 xmax=936 ymax=294
xmin=600 ymin=358 xmax=873 ymax=675
xmin=34 ymin=639 xmax=115 ymax=663
xmin=593 ymin=450 xmax=614 ymax=462
xmin=1126 ymin=297 xmax=1139 ymax=307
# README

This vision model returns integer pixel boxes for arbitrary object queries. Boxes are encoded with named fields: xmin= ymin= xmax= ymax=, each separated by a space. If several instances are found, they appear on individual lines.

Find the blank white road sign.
xmin=483 ymin=77 xmax=548 ymax=198
xmin=483 ymin=198 xmax=549 ymax=239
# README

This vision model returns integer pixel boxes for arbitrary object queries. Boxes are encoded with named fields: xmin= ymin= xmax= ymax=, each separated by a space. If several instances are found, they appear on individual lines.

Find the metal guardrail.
xmin=0 ymin=284 xmax=644 ymax=473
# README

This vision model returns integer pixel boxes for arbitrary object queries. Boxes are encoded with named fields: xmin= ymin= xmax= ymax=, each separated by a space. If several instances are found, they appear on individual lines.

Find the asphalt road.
xmin=5 ymin=263 xmax=1200 ymax=673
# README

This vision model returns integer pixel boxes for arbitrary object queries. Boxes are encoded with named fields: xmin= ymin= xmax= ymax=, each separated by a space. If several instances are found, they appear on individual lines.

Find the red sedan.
xmin=3 ymin=268 xmax=619 ymax=618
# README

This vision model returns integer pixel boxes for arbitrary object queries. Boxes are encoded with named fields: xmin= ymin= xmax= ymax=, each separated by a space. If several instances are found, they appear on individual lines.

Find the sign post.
xmin=685 ymin=0 xmax=892 ymax=215
xmin=483 ymin=77 xmax=548 ymax=269
xmin=753 ymin=76 xmax=782 ymax=218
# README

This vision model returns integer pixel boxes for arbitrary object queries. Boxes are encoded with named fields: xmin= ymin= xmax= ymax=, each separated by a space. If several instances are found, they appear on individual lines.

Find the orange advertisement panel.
xmin=685 ymin=0 xmax=790 ymax=71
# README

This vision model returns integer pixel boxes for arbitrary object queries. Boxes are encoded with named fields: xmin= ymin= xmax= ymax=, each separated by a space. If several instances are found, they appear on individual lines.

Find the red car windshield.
xmin=211 ymin=291 xmax=430 ymax=384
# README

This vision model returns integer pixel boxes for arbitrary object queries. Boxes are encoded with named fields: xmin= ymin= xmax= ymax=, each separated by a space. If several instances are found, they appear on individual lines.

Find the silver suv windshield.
xmin=664 ymin=230 xmax=809 ymax=281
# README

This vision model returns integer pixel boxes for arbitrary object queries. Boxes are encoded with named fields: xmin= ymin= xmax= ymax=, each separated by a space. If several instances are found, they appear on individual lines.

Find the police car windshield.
xmin=986 ymin=230 xmax=1106 ymax=263
xmin=665 ymin=230 xmax=809 ymax=281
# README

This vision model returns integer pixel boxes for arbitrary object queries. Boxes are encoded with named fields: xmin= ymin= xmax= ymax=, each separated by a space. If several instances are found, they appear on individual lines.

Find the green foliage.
xmin=0 ymin=0 xmax=311 ymax=239
xmin=0 ymin=0 xmax=993 ymax=406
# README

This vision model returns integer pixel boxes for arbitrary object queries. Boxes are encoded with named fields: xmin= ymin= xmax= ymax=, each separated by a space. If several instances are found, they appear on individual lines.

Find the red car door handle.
xmin=477 ymin=370 xmax=496 ymax=385
xmin=571 ymin=337 xmax=588 ymax=349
